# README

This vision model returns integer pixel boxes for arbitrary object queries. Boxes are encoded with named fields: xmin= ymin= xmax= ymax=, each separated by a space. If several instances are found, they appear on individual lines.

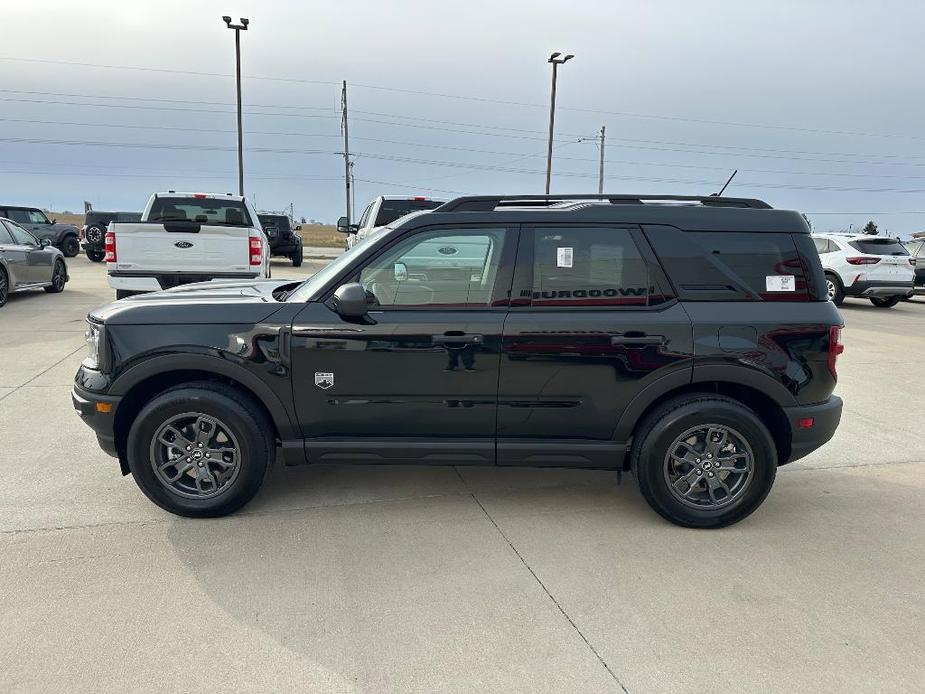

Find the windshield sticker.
xmin=766 ymin=275 xmax=796 ymax=292
xmin=557 ymin=247 xmax=574 ymax=268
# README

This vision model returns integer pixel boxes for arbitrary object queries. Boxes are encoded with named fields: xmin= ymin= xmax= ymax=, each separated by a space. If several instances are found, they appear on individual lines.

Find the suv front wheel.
xmin=126 ymin=382 xmax=273 ymax=517
xmin=631 ymin=395 xmax=777 ymax=528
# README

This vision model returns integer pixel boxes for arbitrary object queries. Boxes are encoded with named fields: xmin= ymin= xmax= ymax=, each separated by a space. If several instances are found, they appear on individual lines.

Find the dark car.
xmin=72 ymin=194 xmax=844 ymax=528
xmin=0 ymin=206 xmax=81 ymax=257
xmin=82 ymin=211 xmax=142 ymax=262
xmin=0 ymin=217 xmax=68 ymax=307
xmin=904 ymin=238 xmax=925 ymax=289
xmin=258 ymin=214 xmax=303 ymax=266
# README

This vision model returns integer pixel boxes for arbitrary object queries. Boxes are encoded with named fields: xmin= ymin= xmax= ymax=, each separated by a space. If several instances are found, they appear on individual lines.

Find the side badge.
xmin=314 ymin=372 xmax=334 ymax=390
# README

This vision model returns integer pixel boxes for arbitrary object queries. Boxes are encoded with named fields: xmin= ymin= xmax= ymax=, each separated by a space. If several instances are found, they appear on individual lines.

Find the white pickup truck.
xmin=106 ymin=192 xmax=269 ymax=298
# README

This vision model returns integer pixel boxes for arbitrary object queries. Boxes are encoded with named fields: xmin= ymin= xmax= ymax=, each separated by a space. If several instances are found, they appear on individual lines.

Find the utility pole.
xmin=348 ymin=160 xmax=356 ymax=220
xmin=222 ymin=16 xmax=249 ymax=195
xmin=545 ymin=52 xmax=574 ymax=194
xmin=341 ymin=80 xmax=352 ymax=226
xmin=596 ymin=125 xmax=606 ymax=194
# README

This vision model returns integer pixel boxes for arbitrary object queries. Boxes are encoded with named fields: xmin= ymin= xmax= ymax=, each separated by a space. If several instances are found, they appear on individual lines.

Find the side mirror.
xmin=49 ymin=219 xmax=56 ymax=225
xmin=332 ymin=283 xmax=369 ymax=318
xmin=40 ymin=238 xmax=51 ymax=248
xmin=336 ymin=216 xmax=358 ymax=234
xmin=393 ymin=262 xmax=408 ymax=282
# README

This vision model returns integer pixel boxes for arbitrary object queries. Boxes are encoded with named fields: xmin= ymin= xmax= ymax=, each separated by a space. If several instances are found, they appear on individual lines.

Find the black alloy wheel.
xmin=61 ymin=236 xmax=80 ymax=258
xmin=44 ymin=260 xmax=66 ymax=293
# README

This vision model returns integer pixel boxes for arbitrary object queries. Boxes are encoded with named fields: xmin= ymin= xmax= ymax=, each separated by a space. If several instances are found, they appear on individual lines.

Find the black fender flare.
xmin=613 ymin=364 xmax=796 ymax=442
xmin=109 ymin=353 xmax=298 ymax=440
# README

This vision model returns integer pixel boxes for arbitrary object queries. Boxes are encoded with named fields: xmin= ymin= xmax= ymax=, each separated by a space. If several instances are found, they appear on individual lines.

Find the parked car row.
xmin=0 ymin=205 xmax=81 ymax=257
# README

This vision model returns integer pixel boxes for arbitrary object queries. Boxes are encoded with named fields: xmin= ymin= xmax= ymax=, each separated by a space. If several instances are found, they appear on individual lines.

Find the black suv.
xmin=82 ymin=211 xmax=142 ymax=262
xmin=258 ymin=214 xmax=303 ymax=266
xmin=72 ymin=194 xmax=844 ymax=528
xmin=0 ymin=206 xmax=81 ymax=257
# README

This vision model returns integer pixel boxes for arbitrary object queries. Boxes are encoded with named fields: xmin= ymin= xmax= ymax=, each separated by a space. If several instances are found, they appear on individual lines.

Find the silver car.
xmin=0 ymin=217 xmax=68 ymax=308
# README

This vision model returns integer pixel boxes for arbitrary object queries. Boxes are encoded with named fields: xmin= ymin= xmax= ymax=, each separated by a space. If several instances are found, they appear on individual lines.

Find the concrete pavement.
xmin=1 ymin=255 xmax=924 ymax=693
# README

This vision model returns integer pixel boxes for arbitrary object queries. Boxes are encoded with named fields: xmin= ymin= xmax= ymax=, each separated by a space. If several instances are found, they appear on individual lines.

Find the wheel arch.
xmin=110 ymin=355 xmax=297 ymax=470
xmin=616 ymin=374 xmax=793 ymax=469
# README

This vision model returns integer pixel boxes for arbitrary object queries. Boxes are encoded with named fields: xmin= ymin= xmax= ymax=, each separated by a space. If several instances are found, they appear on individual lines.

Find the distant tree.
xmin=862 ymin=220 xmax=879 ymax=235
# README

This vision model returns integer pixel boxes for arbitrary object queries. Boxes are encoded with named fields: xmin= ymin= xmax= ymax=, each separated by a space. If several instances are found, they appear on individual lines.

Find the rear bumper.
xmin=72 ymin=384 xmax=122 ymax=459
xmin=783 ymin=396 xmax=842 ymax=464
xmin=108 ymin=271 xmax=261 ymax=292
xmin=844 ymin=279 xmax=914 ymax=298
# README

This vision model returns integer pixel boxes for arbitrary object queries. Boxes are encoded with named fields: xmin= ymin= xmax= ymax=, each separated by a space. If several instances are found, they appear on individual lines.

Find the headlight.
xmin=84 ymin=322 xmax=102 ymax=370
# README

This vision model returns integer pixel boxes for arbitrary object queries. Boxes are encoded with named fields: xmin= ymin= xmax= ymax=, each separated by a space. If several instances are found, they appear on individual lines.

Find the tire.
xmin=0 ymin=266 xmax=8 ymax=308
xmin=870 ymin=296 xmax=901 ymax=308
xmin=291 ymin=244 xmax=303 ymax=267
xmin=825 ymin=273 xmax=845 ymax=306
xmin=85 ymin=225 xmax=105 ymax=245
xmin=44 ymin=259 xmax=66 ymax=293
xmin=126 ymin=382 xmax=274 ymax=517
xmin=631 ymin=394 xmax=778 ymax=529
xmin=60 ymin=235 xmax=80 ymax=258
xmin=86 ymin=248 xmax=105 ymax=262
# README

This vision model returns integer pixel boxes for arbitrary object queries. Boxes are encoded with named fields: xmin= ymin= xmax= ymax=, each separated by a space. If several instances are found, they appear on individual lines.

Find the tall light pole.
xmin=222 ymin=16 xmax=249 ymax=196
xmin=545 ymin=51 xmax=574 ymax=194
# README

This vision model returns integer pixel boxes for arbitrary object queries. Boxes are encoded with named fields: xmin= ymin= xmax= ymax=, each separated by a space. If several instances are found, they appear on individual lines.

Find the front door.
xmin=497 ymin=224 xmax=694 ymax=467
xmin=3 ymin=221 xmax=49 ymax=285
xmin=290 ymin=224 xmax=516 ymax=465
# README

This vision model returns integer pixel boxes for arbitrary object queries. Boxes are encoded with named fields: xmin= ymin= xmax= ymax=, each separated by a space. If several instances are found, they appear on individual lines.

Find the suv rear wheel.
xmin=870 ymin=296 xmax=901 ymax=308
xmin=126 ymin=382 xmax=273 ymax=517
xmin=825 ymin=273 xmax=845 ymax=306
xmin=60 ymin=235 xmax=80 ymax=258
xmin=631 ymin=395 xmax=777 ymax=528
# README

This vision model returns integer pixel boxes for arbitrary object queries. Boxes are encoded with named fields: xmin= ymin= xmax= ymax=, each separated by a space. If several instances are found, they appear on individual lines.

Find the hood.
xmin=90 ymin=278 xmax=302 ymax=325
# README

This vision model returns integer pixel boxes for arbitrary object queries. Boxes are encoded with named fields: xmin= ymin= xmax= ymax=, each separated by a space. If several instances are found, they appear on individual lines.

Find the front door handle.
xmin=433 ymin=332 xmax=483 ymax=346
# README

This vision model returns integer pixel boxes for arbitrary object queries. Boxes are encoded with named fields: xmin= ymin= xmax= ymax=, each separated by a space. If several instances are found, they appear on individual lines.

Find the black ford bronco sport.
xmin=73 ymin=194 xmax=844 ymax=528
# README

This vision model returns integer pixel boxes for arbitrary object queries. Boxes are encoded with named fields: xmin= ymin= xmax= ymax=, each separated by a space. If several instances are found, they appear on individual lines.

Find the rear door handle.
xmin=611 ymin=335 xmax=665 ymax=346
xmin=433 ymin=332 xmax=483 ymax=345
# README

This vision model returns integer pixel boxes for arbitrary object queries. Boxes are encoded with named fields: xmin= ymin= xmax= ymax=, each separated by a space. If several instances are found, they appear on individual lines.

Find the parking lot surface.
xmin=2 ymin=256 xmax=924 ymax=693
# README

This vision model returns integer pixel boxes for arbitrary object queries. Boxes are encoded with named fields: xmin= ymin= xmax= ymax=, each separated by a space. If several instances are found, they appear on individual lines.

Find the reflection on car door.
xmin=289 ymin=224 xmax=516 ymax=465
xmin=497 ymin=225 xmax=694 ymax=468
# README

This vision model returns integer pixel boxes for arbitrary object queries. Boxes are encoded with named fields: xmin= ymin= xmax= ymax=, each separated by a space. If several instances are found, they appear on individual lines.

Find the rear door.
xmin=497 ymin=225 xmax=693 ymax=467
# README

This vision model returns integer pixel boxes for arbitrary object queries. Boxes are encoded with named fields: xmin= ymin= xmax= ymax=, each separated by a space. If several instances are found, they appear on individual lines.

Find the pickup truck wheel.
xmin=291 ymin=244 xmax=303 ymax=267
xmin=870 ymin=296 xmax=901 ymax=308
xmin=86 ymin=249 xmax=105 ymax=262
xmin=60 ymin=235 xmax=80 ymax=258
xmin=44 ymin=260 xmax=66 ymax=293
xmin=631 ymin=395 xmax=777 ymax=528
xmin=126 ymin=383 xmax=273 ymax=517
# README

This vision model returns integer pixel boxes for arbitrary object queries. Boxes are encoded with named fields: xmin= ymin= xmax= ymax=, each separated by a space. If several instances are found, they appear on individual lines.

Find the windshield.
xmin=148 ymin=197 xmax=253 ymax=226
xmin=373 ymin=199 xmax=443 ymax=227
xmin=286 ymin=226 xmax=393 ymax=302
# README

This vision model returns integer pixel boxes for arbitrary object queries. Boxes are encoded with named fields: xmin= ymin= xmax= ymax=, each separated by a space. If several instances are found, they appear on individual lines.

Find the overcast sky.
xmin=3 ymin=0 xmax=925 ymax=235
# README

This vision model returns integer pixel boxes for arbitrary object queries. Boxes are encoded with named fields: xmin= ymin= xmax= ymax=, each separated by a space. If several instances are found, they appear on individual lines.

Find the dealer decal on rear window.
xmin=766 ymin=275 xmax=796 ymax=292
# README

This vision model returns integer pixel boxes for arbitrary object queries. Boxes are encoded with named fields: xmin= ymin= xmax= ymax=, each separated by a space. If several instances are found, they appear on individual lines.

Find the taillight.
xmin=827 ymin=325 xmax=844 ymax=380
xmin=846 ymin=256 xmax=880 ymax=265
xmin=104 ymin=231 xmax=116 ymax=262
xmin=249 ymin=236 xmax=262 ymax=266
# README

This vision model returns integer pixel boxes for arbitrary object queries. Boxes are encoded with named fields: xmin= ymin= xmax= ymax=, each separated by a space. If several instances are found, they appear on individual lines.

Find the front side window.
xmin=148 ymin=197 xmax=252 ymax=226
xmin=28 ymin=210 xmax=50 ymax=224
xmin=357 ymin=203 xmax=374 ymax=229
xmin=5 ymin=220 xmax=37 ymax=245
xmin=373 ymin=199 xmax=443 ymax=227
xmin=359 ymin=228 xmax=506 ymax=308
xmin=529 ymin=227 xmax=652 ymax=307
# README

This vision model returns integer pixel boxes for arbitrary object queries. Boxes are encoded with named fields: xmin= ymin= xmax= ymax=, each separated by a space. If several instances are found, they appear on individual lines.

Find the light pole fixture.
xmin=222 ymin=15 xmax=249 ymax=196
xmin=545 ymin=51 xmax=574 ymax=194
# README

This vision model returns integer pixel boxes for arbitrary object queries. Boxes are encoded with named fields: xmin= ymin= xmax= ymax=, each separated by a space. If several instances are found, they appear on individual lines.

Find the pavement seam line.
xmin=470 ymin=493 xmax=631 ymax=694
xmin=0 ymin=343 xmax=85 ymax=402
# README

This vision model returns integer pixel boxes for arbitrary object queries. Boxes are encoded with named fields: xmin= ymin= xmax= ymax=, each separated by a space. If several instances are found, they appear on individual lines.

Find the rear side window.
xmin=148 ymin=197 xmax=252 ymax=226
xmin=6 ymin=209 xmax=31 ymax=224
xmin=373 ymin=200 xmax=443 ymax=227
xmin=0 ymin=223 xmax=14 ymax=244
xmin=529 ymin=227 xmax=654 ymax=306
xmin=848 ymin=238 xmax=909 ymax=256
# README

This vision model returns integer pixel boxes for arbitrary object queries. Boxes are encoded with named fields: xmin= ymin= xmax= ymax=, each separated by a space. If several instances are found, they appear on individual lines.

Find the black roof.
xmin=418 ymin=194 xmax=810 ymax=233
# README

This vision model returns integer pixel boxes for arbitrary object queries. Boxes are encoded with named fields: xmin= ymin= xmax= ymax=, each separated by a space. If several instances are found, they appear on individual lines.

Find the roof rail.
xmin=437 ymin=194 xmax=772 ymax=213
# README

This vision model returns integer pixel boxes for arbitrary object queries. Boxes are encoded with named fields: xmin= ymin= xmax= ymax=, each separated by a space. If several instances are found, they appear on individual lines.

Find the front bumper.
xmin=844 ymin=279 xmax=914 ymax=298
xmin=783 ymin=395 xmax=843 ymax=463
xmin=72 ymin=385 xmax=122 ymax=460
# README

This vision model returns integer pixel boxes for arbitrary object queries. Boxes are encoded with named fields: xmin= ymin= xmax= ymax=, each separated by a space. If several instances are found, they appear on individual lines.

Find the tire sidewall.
xmin=61 ymin=235 xmax=80 ymax=257
xmin=0 ymin=266 xmax=8 ymax=307
xmin=635 ymin=399 xmax=777 ymax=528
xmin=47 ymin=260 xmax=66 ymax=292
xmin=825 ymin=273 xmax=845 ymax=306
xmin=127 ymin=388 xmax=270 ymax=517
xmin=87 ymin=248 xmax=105 ymax=262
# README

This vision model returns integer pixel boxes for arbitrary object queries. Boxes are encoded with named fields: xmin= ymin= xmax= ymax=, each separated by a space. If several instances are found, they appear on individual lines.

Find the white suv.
xmin=338 ymin=196 xmax=446 ymax=250
xmin=812 ymin=233 xmax=915 ymax=308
